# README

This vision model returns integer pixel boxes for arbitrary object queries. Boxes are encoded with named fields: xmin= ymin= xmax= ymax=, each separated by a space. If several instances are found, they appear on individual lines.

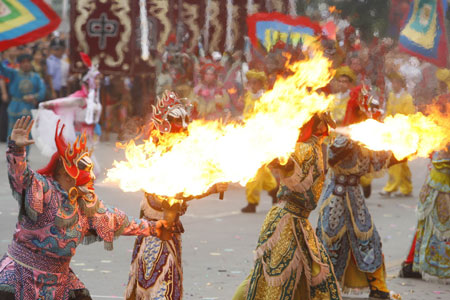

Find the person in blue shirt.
xmin=0 ymin=53 xmax=46 ymax=138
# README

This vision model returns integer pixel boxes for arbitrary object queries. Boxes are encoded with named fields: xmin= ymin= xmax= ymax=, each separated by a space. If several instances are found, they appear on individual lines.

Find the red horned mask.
xmin=55 ymin=120 xmax=94 ymax=187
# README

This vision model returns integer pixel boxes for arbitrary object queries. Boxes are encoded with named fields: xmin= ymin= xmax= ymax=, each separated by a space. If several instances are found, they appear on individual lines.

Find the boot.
xmin=368 ymin=290 xmax=390 ymax=299
xmin=379 ymin=190 xmax=391 ymax=197
xmin=398 ymin=262 xmax=422 ymax=279
xmin=363 ymin=184 xmax=372 ymax=198
xmin=241 ymin=203 xmax=256 ymax=213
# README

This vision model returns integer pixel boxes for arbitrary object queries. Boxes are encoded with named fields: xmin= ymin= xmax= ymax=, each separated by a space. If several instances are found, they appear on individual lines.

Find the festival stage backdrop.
xmin=399 ymin=0 xmax=449 ymax=67
xmin=70 ymin=0 xmax=300 ymax=75
xmin=0 ymin=0 xmax=61 ymax=51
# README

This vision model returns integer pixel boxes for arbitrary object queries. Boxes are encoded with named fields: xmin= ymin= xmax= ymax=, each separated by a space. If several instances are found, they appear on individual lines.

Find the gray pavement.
xmin=0 ymin=141 xmax=449 ymax=300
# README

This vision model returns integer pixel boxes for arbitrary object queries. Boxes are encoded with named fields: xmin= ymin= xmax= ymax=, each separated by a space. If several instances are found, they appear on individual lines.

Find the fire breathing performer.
xmin=125 ymin=91 xmax=227 ymax=300
xmin=233 ymin=113 xmax=342 ymax=300
xmin=399 ymin=69 xmax=450 ymax=280
xmin=240 ymin=70 xmax=278 ymax=213
xmin=33 ymin=53 xmax=102 ymax=174
xmin=380 ymin=72 xmax=415 ymax=197
xmin=316 ymin=86 xmax=402 ymax=299
xmin=0 ymin=116 xmax=168 ymax=300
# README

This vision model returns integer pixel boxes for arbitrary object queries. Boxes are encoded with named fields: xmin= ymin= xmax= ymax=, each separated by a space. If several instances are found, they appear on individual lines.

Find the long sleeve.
xmin=6 ymin=139 xmax=50 ymax=220
xmin=0 ymin=62 xmax=17 ymax=82
xmin=88 ymin=200 xmax=159 ymax=250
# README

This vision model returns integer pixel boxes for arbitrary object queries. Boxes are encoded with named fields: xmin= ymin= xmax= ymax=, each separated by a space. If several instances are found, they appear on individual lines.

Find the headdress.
xmin=298 ymin=113 xmax=336 ymax=143
xmin=436 ymin=68 xmax=450 ymax=90
xmin=151 ymin=90 xmax=192 ymax=133
xmin=199 ymin=62 xmax=222 ymax=77
xmin=38 ymin=120 xmax=93 ymax=188
xmin=335 ymin=65 xmax=356 ymax=82
xmin=245 ymin=70 xmax=267 ymax=84
xmin=343 ymin=85 xmax=383 ymax=126
xmin=80 ymin=52 xmax=100 ymax=90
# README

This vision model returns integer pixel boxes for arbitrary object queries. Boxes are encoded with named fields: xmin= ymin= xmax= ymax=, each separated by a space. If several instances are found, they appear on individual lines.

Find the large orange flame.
xmin=337 ymin=102 xmax=450 ymax=160
xmin=106 ymin=54 xmax=334 ymax=197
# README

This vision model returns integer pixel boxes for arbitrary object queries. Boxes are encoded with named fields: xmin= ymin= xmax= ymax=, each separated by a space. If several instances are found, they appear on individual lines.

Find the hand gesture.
xmin=215 ymin=182 xmax=228 ymax=193
xmin=154 ymin=220 xmax=170 ymax=239
xmin=11 ymin=116 xmax=34 ymax=147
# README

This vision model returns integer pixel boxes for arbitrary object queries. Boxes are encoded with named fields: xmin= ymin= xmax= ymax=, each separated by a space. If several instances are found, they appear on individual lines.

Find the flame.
xmin=106 ymin=54 xmax=334 ymax=197
xmin=338 ymin=103 xmax=450 ymax=160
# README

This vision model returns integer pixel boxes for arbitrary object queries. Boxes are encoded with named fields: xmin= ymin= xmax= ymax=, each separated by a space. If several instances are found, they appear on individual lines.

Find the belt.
xmin=333 ymin=174 xmax=360 ymax=196
xmin=7 ymin=241 xmax=71 ymax=274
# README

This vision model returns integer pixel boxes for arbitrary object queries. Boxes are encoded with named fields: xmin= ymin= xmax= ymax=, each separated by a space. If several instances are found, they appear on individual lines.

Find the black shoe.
xmin=369 ymin=290 xmax=390 ymax=299
xmin=399 ymin=262 xmax=422 ymax=279
xmin=363 ymin=184 xmax=372 ymax=198
xmin=241 ymin=203 xmax=256 ymax=213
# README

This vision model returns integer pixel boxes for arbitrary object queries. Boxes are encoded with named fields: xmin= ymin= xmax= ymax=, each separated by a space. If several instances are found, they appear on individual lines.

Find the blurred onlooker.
xmin=330 ymin=66 xmax=356 ymax=126
xmin=0 ymin=76 xmax=8 ymax=141
xmin=240 ymin=70 xmax=278 ymax=213
xmin=32 ymin=48 xmax=55 ymax=100
xmin=0 ymin=54 xmax=46 ymax=138
xmin=380 ymin=71 xmax=415 ymax=197
xmin=192 ymin=63 xmax=230 ymax=120
xmin=46 ymin=38 xmax=66 ymax=98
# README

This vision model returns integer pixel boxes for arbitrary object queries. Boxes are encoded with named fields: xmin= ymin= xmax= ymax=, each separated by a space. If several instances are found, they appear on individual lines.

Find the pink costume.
xmin=0 ymin=139 xmax=160 ymax=300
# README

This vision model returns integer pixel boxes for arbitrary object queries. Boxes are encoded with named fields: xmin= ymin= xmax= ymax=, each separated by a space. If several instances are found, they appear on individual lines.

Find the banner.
xmin=70 ymin=0 xmax=295 ymax=75
xmin=0 ymin=0 xmax=61 ymax=51
xmin=399 ymin=0 xmax=449 ymax=67
xmin=247 ymin=12 xmax=321 ymax=52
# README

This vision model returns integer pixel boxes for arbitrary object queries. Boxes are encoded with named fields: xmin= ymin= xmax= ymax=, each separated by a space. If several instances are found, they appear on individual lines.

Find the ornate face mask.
xmin=151 ymin=90 xmax=192 ymax=133
xmin=54 ymin=120 xmax=95 ymax=189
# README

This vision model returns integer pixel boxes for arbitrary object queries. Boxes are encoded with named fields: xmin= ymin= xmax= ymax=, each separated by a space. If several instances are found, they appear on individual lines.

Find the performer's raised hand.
xmin=11 ymin=116 xmax=34 ymax=147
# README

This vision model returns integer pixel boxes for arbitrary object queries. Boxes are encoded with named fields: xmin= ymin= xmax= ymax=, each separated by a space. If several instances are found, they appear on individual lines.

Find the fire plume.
xmin=339 ymin=103 xmax=450 ymax=160
xmin=106 ymin=55 xmax=334 ymax=197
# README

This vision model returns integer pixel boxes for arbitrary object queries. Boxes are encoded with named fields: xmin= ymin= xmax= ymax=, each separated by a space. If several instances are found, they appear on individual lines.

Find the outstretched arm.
xmin=88 ymin=199 xmax=169 ymax=250
xmin=7 ymin=116 xmax=50 ymax=219
xmin=39 ymin=96 xmax=85 ymax=109
xmin=0 ymin=62 xmax=17 ymax=81
xmin=7 ymin=116 xmax=36 ymax=194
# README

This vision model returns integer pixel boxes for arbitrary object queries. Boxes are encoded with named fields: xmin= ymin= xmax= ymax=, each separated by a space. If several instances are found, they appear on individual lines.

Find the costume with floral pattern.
xmin=0 ymin=129 xmax=160 ymax=300
xmin=413 ymin=148 xmax=450 ymax=278
xmin=316 ymin=135 xmax=393 ymax=295
xmin=234 ymin=136 xmax=341 ymax=300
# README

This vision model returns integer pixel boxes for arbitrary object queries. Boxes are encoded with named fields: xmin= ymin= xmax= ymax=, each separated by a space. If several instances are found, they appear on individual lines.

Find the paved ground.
xmin=0 ymin=141 xmax=449 ymax=300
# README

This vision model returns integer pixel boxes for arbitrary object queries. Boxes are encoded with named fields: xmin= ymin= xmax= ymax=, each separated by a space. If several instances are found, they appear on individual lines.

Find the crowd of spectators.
xmin=0 ymin=2 xmax=448 ymax=145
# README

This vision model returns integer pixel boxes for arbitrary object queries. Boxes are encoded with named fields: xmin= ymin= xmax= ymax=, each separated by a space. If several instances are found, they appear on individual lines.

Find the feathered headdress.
xmin=80 ymin=52 xmax=100 ymax=89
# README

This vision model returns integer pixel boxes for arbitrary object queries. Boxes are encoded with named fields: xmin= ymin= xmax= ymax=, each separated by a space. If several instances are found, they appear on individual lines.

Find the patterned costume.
xmin=316 ymin=86 xmax=397 ymax=299
xmin=0 ymin=122 xmax=161 ymax=300
xmin=234 ymin=116 xmax=341 ymax=300
xmin=126 ymin=91 xmax=223 ymax=300
xmin=413 ymin=148 xmax=450 ymax=278
xmin=316 ymin=135 xmax=393 ymax=295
